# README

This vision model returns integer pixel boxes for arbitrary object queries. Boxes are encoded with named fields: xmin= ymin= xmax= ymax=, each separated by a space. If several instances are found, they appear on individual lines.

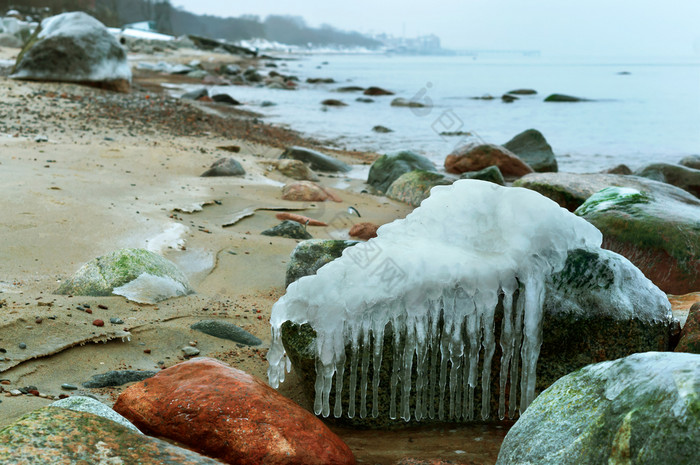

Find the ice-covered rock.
xmin=496 ymin=352 xmax=700 ymax=465
xmin=56 ymin=248 xmax=193 ymax=303
xmin=268 ymin=180 xmax=606 ymax=422
xmin=10 ymin=12 xmax=131 ymax=92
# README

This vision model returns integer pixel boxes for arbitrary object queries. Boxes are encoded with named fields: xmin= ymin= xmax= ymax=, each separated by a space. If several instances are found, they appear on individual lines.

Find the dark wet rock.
xmin=280 ymin=247 xmax=677 ymax=428
xmin=496 ymin=352 xmax=700 ymax=465
xmin=82 ymin=370 xmax=157 ymax=388
xmin=501 ymin=94 xmax=518 ymax=103
xmin=280 ymin=146 xmax=351 ymax=172
xmin=56 ymin=248 xmax=193 ymax=299
xmin=0 ymin=407 xmax=221 ymax=464
xmin=322 ymin=99 xmax=347 ymax=107
xmin=285 ymin=239 xmax=359 ymax=288
xmin=604 ymin=164 xmax=632 ymax=175
xmin=575 ymin=183 xmax=700 ymax=294
xmin=201 ymin=157 xmax=245 ymax=177
xmin=261 ymin=100 xmax=276 ymax=107
xmin=502 ymin=129 xmax=558 ymax=172
xmin=364 ymin=86 xmax=394 ymax=96
xmin=307 ymin=77 xmax=335 ymax=84
xmin=113 ymin=358 xmax=355 ymax=465
xmin=10 ymin=12 xmax=131 ymax=92
xmin=386 ymin=170 xmax=453 ymax=207
xmin=459 ymin=165 xmax=505 ymax=185
xmin=679 ymin=154 xmax=700 ymax=170
xmin=261 ymin=220 xmax=313 ymax=240
xmin=368 ymin=150 xmax=436 ymax=193
xmin=471 ymin=94 xmax=496 ymax=100
xmin=337 ymin=86 xmax=365 ymax=92
xmin=544 ymin=93 xmax=590 ymax=102
xmin=50 ymin=395 xmax=140 ymax=432
xmin=391 ymin=98 xmax=426 ymax=108
xmin=675 ymin=302 xmax=700 ymax=353
xmin=372 ymin=125 xmax=393 ymax=133
xmin=191 ymin=319 xmax=262 ymax=346
xmin=506 ymin=89 xmax=537 ymax=95
xmin=634 ymin=162 xmax=700 ymax=198
xmin=356 ymin=97 xmax=374 ymax=103
xmin=210 ymin=93 xmax=240 ymax=105
xmin=445 ymin=144 xmax=533 ymax=178
xmin=181 ymin=88 xmax=208 ymax=100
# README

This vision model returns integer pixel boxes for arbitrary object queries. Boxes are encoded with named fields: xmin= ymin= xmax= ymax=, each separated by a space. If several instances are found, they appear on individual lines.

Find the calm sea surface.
xmin=218 ymin=53 xmax=700 ymax=173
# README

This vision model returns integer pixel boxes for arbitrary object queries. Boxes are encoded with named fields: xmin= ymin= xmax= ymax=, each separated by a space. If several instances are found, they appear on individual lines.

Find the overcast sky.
xmin=172 ymin=0 xmax=700 ymax=56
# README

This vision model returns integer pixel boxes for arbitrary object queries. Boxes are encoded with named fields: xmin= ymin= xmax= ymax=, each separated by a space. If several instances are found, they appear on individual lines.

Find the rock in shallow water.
xmin=635 ymin=162 xmax=700 ymax=198
xmin=495 ymin=352 xmax=700 ymax=465
xmin=113 ymin=358 xmax=356 ymax=465
xmin=502 ymin=128 xmax=558 ymax=173
xmin=444 ymin=144 xmax=533 ymax=178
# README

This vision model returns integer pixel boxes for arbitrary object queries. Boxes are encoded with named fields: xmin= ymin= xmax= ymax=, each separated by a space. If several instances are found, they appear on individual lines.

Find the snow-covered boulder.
xmin=268 ymin=180 xmax=677 ymax=427
xmin=10 ymin=12 xmax=131 ymax=92
xmin=496 ymin=352 xmax=700 ymax=465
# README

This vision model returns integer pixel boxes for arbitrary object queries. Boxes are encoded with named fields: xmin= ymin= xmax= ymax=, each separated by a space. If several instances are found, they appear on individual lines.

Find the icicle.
xmin=498 ymin=278 xmax=517 ymax=420
xmin=371 ymin=317 xmax=385 ymax=418
xmin=347 ymin=324 xmax=360 ymax=419
xmin=359 ymin=323 xmax=371 ymax=418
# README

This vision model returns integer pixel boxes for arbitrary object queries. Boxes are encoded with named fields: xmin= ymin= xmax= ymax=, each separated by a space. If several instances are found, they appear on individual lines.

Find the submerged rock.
xmin=391 ymin=98 xmax=426 ymax=108
xmin=200 ymin=157 xmax=245 ymax=177
xmin=506 ymin=89 xmax=537 ymax=95
xmin=496 ymin=352 xmax=700 ymax=465
xmin=367 ymin=150 xmax=436 ymax=193
xmin=444 ymin=144 xmax=533 ymax=178
xmin=322 ymin=98 xmax=347 ymax=107
xmin=0 ymin=407 xmax=221 ymax=464
xmin=113 ymin=358 xmax=356 ymax=465
xmin=261 ymin=220 xmax=313 ymax=240
xmin=372 ymin=125 xmax=393 ymax=133
xmin=575 ymin=184 xmax=700 ymax=294
xmin=280 ymin=146 xmax=351 ymax=172
xmin=191 ymin=320 xmax=262 ymax=346
xmin=679 ymin=154 xmax=700 ymax=170
xmin=364 ymin=86 xmax=394 ymax=96
xmin=56 ymin=248 xmax=193 ymax=302
xmin=635 ymin=162 xmax=700 ymax=198
xmin=50 ymin=396 xmax=141 ymax=432
xmin=10 ymin=12 xmax=131 ymax=92
xmin=502 ymin=129 xmax=558 ymax=172
xmin=543 ymin=93 xmax=589 ymax=102
xmin=285 ymin=239 xmax=359 ymax=288
xmin=386 ymin=170 xmax=453 ymax=207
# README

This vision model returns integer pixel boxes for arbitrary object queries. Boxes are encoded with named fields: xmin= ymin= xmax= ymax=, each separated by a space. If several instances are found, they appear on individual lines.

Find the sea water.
xmin=215 ymin=53 xmax=700 ymax=173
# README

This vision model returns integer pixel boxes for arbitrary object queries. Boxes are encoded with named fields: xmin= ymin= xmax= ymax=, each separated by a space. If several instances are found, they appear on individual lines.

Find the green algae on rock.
xmin=386 ymin=170 xmax=453 ymax=207
xmin=56 ymin=248 xmax=193 ymax=301
xmin=495 ymin=352 xmax=700 ymax=465
xmin=575 ymin=185 xmax=700 ymax=295
xmin=0 ymin=407 xmax=223 ymax=464
xmin=285 ymin=239 xmax=358 ymax=288
xmin=367 ymin=150 xmax=437 ymax=193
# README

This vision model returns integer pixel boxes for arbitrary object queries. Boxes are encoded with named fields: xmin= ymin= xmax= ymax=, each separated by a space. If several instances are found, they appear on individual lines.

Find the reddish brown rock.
xmin=444 ymin=144 xmax=533 ymax=178
xmin=281 ymin=181 xmax=342 ymax=202
xmin=349 ymin=222 xmax=380 ymax=240
xmin=113 ymin=358 xmax=355 ymax=465
xmin=676 ymin=301 xmax=700 ymax=353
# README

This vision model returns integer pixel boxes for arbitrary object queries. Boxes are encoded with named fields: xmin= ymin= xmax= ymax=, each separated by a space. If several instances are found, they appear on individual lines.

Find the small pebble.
xmin=9 ymin=389 xmax=21 ymax=396
xmin=18 ymin=342 xmax=27 ymax=349
xmin=86 ymin=309 xmax=93 ymax=314
xmin=143 ymin=349 xmax=151 ymax=354
xmin=98 ymin=304 xmax=108 ymax=310
xmin=35 ymin=318 xmax=42 ymax=324
xmin=110 ymin=317 xmax=124 ymax=325
xmin=92 ymin=319 xmax=104 ymax=327
xmin=188 ymin=341 xmax=197 ymax=347
xmin=58 ymin=394 xmax=69 ymax=399
xmin=61 ymin=383 xmax=78 ymax=391
xmin=181 ymin=346 xmax=200 ymax=357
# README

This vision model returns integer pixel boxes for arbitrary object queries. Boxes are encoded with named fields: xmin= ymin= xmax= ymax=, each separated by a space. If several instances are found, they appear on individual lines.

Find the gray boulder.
xmin=367 ymin=150 xmax=436 ymax=193
xmin=201 ymin=157 xmax=245 ymax=177
xmin=635 ymin=162 xmax=700 ymax=198
xmin=56 ymin=248 xmax=193 ymax=302
xmin=679 ymin=154 xmax=700 ymax=170
xmin=279 ymin=146 xmax=351 ymax=173
xmin=496 ymin=352 xmax=700 ymax=465
xmin=503 ymin=129 xmax=558 ymax=172
xmin=10 ymin=12 xmax=131 ymax=92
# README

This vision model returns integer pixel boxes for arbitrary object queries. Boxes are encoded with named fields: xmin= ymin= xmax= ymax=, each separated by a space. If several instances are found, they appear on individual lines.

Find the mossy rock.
xmin=56 ymin=248 xmax=193 ymax=297
xmin=285 ymin=239 xmax=359 ymax=288
xmin=575 ymin=185 xmax=700 ymax=294
xmin=280 ymin=246 xmax=676 ymax=428
xmin=0 ymin=407 xmax=222 ymax=464
xmin=495 ymin=352 xmax=700 ymax=465
xmin=459 ymin=165 xmax=505 ymax=186
xmin=385 ymin=170 xmax=454 ymax=207
xmin=367 ymin=151 xmax=437 ymax=193
xmin=261 ymin=220 xmax=312 ymax=240
xmin=502 ymin=129 xmax=558 ymax=173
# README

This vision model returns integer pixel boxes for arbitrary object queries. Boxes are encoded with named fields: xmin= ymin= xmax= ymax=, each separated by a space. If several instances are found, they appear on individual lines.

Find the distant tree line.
xmin=1 ymin=0 xmax=381 ymax=48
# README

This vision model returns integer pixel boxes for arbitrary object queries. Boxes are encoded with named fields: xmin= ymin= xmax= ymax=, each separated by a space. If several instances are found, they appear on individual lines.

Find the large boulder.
xmin=496 ymin=352 xmax=700 ymax=465
xmin=113 ymin=358 xmax=356 ymax=465
xmin=56 ymin=248 xmax=193 ymax=303
xmin=10 ymin=12 xmax=131 ymax=92
xmin=279 ymin=242 xmax=676 ymax=427
xmin=513 ymin=172 xmax=672 ymax=211
xmin=385 ymin=170 xmax=452 ymax=207
xmin=367 ymin=151 xmax=437 ymax=193
xmin=0 ymin=407 xmax=222 ymax=464
xmin=444 ymin=144 xmax=533 ymax=178
xmin=679 ymin=154 xmax=700 ymax=170
xmin=635 ymin=162 xmax=700 ymax=198
xmin=280 ymin=146 xmax=351 ymax=172
xmin=502 ymin=129 xmax=558 ymax=172
xmin=575 ymin=185 xmax=700 ymax=294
